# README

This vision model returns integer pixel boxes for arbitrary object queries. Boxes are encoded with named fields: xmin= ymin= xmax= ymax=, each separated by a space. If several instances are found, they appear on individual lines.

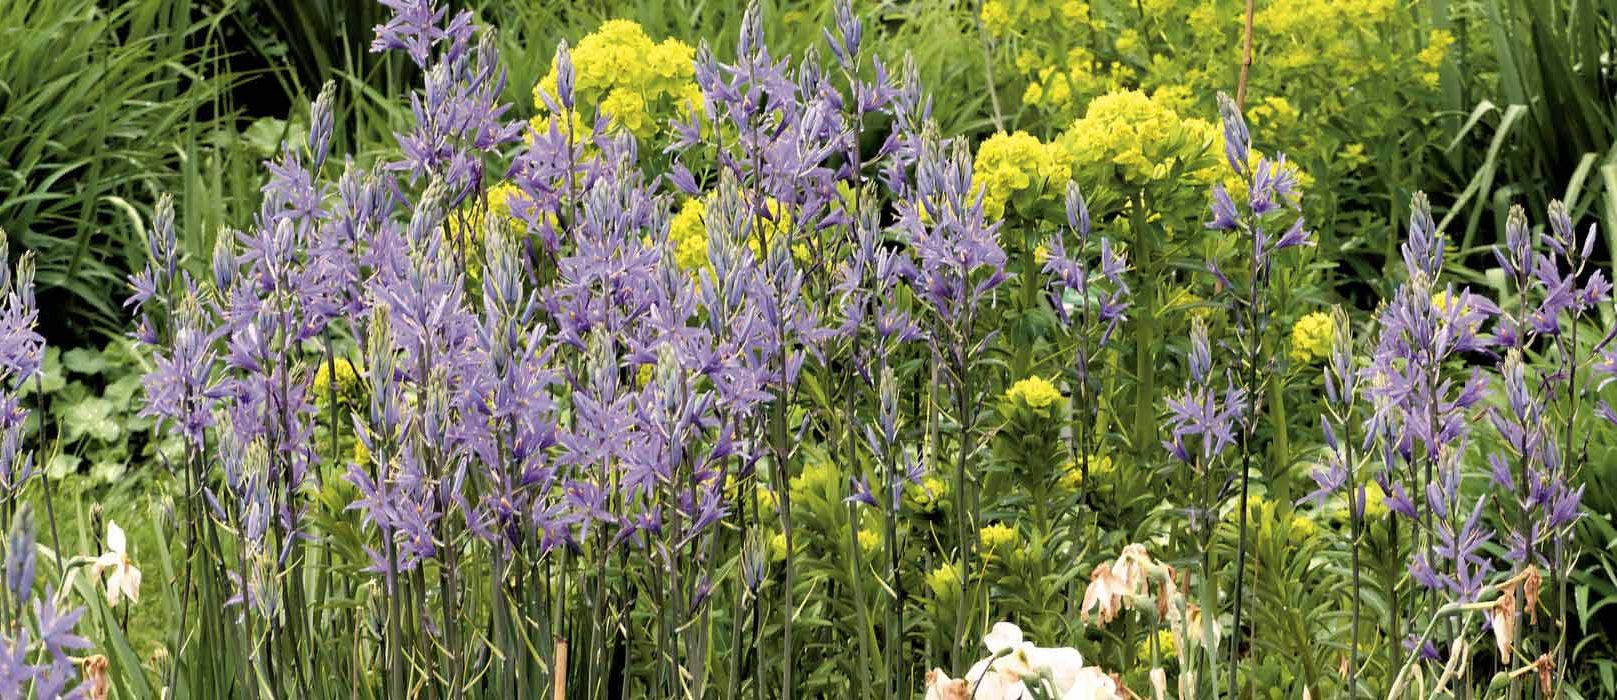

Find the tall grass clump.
xmin=0 ymin=0 xmax=236 ymax=337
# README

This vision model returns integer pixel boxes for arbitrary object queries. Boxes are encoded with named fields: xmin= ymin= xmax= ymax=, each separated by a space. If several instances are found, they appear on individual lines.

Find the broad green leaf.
xmin=90 ymin=460 xmax=127 ymax=484
xmin=62 ymin=346 xmax=115 ymax=375
xmin=63 ymin=396 xmax=120 ymax=443
xmin=45 ymin=452 xmax=80 ymax=480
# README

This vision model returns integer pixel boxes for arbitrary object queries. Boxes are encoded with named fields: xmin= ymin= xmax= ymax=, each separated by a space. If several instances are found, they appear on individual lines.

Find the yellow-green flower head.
xmin=1060 ymin=89 xmax=1220 ymax=188
xmin=1236 ymin=493 xmax=1272 ymax=523
xmin=1327 ymin=479 xmax=1390 ymax=524
xmin=908 ymin=476 xmax=948 ymax=513
xmin=791 ymin=460 xmax=841 ymax=498
xmin=445 ymin=182 xmax=529 ymax=279
xmin=980 ymin=0 xmax=1013 ymax=36
xmin=312 ymin=357 xmax=363 ymax=407
xmin=925 ymin=562 xmax=963 ymax=599
xmin=352 ymin=436 xmax=371 ymax=466
xmin=1418 ymin=29 xmax=1455 ymax=87
xmin=1249 ymin=96 xmax=1300 ymax=132
xmin=667 ymin=195 xmax=805 ymax=273
xmin=1362 ymin=480 xmax=1389 ymax=519
xmin=857 ymin=528 xmax=881 ymax=556
xmin=1288 ymin=312 xmax=1334 ymax=364
xmin=1057 ymin=453 xmax=1114 ymax=491
xmin=980 ymin=0 xmax=1077 ymax=37
xmin=534 ymin=20 xmax=698 ymax=139
xmin=979 ymin=523 xmax=1018 ymax=553
xmin=972 ymin=131 xmax=1072 ymax=219
xmin=1135 ymin=628 xmax=1177 ymax=661
xmin=757 ymin=486 xmax=779 ymax=515
xmin=769 ymin=532 xmax=788 ymax=562
xmin=1289 ymin=513 xmax=1319 ymax=542
xmin=1005 ymin=376 xmax=1064 ymax=411
xmin=668 ymin=196 xmax=712 ymax=271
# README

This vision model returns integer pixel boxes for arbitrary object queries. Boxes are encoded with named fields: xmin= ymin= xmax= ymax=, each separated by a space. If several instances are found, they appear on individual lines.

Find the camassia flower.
xmin=92 ymin=521 xmax=141 ymax=608
xmin=1163 ymin=319 xmax=1246 ymax=467
xmin=1 ymin=507 xmax=90 ymax=700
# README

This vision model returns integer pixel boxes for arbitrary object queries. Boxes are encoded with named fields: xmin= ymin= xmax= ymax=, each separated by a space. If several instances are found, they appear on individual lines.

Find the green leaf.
xmin=241 ymin=116 xmax=304 ymax=158
xmin=104 ymin=372 xmax=143 ymax=406
xmin=90 ymin=460 xmax=127 ymax=484
xmin=45 ymin=453 xmax=80 ymax=480
xmin=63 ymin=397 xmax=120 ymax=443
xmin=62 ymin=346 xmax=115 ymax=375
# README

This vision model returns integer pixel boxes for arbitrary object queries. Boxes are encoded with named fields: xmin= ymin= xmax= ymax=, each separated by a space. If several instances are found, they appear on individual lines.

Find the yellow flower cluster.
xmin=989 ymin=0 xmax=1452 ymax=172
xmin=1057 ymin=453 xmax=1114 ymax=491
xmin=1004 ymin=376 xmax=1064 ymax=411
xmin=980 ymin=0 xmax=1093 ymax=38
xmin=1418 ymin=30 xmax=1456 ymax=88
xmin=1060 ymin=89 xmax=1219 ymax=189
xmin=1325 ymin=479 xmax=1391 ymax=524
xmin=1237 ymin=494 xmax=1321 ymax=545
xmin=925 ymin=561 xmax=963 ymax=600
xmin=979 ymin=523 xmax=1018 ymax=553
xmin=312 ymin=357 xmax=363 ymax=408
xmin=667 ymin=195 xmax=805 ymax=272
xmin=1289 ymin=512 xmax=1319 ymax=541
xmin=756 ymin=486 xmax=779 ymax=515
xmin=972 ymin=131 xmax=1072 ymax=219
xmin=1288 ymin=312 xmax=1334 ymax=364
xmin=533 ymin=20 xmax=701 ymax=139
xmin=857 ymin=528 xmax=881 ymax=556
xmin=909 ymin=476 xmax=949 ymax=513
xmin=791 ymin=459 xmax=841 ymax=498
xmin=668 ymin=197 xmax=714 ymax=271
xmin=445 ymin=182 xmax=528 ymax=279
xmin=1135 ymin=628 xmax=1177 ymax=661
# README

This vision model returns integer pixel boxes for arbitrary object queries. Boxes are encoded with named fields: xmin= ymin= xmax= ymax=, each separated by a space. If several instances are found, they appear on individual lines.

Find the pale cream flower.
xmin=983 ymin=621 xmax=1025 ymax=656
xmin=1061 ymin=667 xmax=1124 ymax=699
xmin=924 ymin=668 xmax=968 ymax=700
xmin=1149 ymin=667 xmax=1168 ymax=700
xmin=1170 ymin=603 xmax=1220 ymax=657
xmin=1081 ymin=563 xmax=1127 ymax=625
xmin=1492 ymin=586 xmax=1518 ymax=659
xmin=927 ymin=622 xmax=1095 ymax=699
xmin=1026 ymin=645 xmax=1087 ymax=693
xmin=92 ymin=521 xmax=141 ymax=607
xmin=1112 ymin=543 xmax=1152 ymax=595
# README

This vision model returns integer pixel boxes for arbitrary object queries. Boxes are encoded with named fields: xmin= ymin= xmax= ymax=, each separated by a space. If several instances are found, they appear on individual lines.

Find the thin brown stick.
xmin=1236 ymin=0 xmax=1256 ymax=109
xmin=552 ymin=637 xmax=568 ymax=700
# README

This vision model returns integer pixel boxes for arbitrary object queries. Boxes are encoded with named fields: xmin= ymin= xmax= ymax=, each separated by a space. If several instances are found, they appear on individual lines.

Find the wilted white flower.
xmin=1081 ymin=563 xmax=1128 ymax=624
